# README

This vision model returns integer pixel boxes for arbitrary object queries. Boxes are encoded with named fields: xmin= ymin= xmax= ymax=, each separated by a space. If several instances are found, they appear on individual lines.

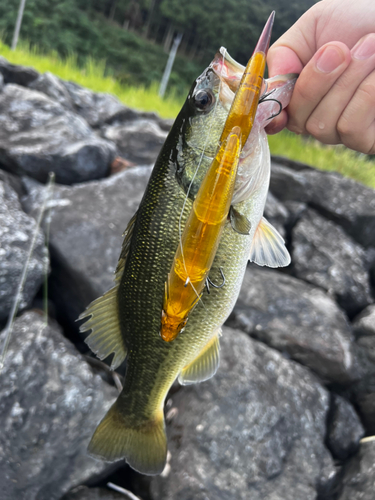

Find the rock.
xmin=29 ymin=71 xmax=74 ymax=110
xmin=291 ymin=208 xmax=372 ymax=317
xmin=0 ymin=56 xmax=39 ymax=86
xmin=226 ymin=266 xmax=355 ymax=384
xmin=22 ymin=166 xmax=152 ymax=334
xmin=0 ymin=84 xmax=116 ymax=184
xmin=150 ymin=328 xmax=336 ymax=500
xmin=263 ymin=191 xmax=289 ymax=239
xmin=0 ymin=172 xmax=46 ymax=323
xmin=353 ymin=305 xmax=375 ymax=337
xmin=101 ymin=119 xmax=167 ymax=165
xmin=0 ymin=311 xmax=118 ymax=500
xmin=326 ymin=395 xmax=364 ymax=461
xmin=337 ymin=438 xmax=375 ymax=500
xmin=61 ymin=485 xmax=129 ymax=500
xmin=355 ymin=385 xmax=375 ymax=435
xmin=270 ymin=162 xmax=375 ymax=248
xmin=60 ymin=80 xmax=127 ymax=128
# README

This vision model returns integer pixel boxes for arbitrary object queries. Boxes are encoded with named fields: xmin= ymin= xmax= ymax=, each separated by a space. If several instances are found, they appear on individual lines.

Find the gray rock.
xmin=61 ymin=486 xmax=129 ymax=500
xmin=270 ymin=162 xmax=375 ymax=248
xmin=355 ymin=385 xmax=375 ymax=435
xmin=263 ymin=191 xmax=289 ymax=239
xmin=337 ymin=438 xmax=375 ymax=500
xmin=227 ymin=266 xmax=355 ymax=383
xmin=0 ymin=311 xmax=118 ymax=500
xmin=0 ymin=84 xmax=116 ymax=184
xmin=22 ymin=166 xmax=152 ymax=332
xmin=150 ymin=328 xmax=336 ymax=500
xmin=60 ymin=80 xmax=127 ymax=128
xmin=101 ymin=119 xmax=167 ymax=165
xmin=0 ymin=56 xmax=39 ymax=86
xmin=29 ymin=71 xmax=74 ymax=110
xmin=326 ymin=395 xmax=364 ymax=461
xmin=291 ymin=208 xmax=372 ymax=316
xmin=0 ymin=172 xmax=46 ymax=322
xmin=353 ymin=305 xmax=375 ymax=337
xmin=0 ymin=72 xmax=4 ymax=92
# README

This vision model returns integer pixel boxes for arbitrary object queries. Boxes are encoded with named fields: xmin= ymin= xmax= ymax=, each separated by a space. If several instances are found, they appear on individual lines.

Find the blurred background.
xmin=0 ymin=0 xmax=317 ymax=92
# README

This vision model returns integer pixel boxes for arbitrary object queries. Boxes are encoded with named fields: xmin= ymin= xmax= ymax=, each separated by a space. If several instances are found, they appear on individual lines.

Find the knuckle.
xmin=357 ymin=81 xmax=375 ymax=106
xmin=305 ymin=118 xmax=322 ymax=138
xmin=337 ymin=115 xmax=352 ymax=137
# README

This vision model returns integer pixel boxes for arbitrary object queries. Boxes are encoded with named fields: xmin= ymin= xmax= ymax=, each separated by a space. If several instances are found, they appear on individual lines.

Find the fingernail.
xmin=352 ymin=34 xmax=375 ymax=60
xmin=316 ymin=46 xmax=346 ymax=73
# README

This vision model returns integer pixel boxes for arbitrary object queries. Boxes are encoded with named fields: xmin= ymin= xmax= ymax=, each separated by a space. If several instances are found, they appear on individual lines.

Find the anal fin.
xmin=249 ymin=216 xmax=290 ymax=268
xmin=78 ymin=285 xmax=126 ymax=370
xmin=178 ymin=329 xmax=221 ymax=386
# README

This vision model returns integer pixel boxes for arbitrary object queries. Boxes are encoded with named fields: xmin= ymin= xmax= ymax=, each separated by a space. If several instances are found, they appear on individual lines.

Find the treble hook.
xmin=259 ymin=88 xmax=283 ymax=120
xmin=205 ymin=268 xmax=226 ymax=294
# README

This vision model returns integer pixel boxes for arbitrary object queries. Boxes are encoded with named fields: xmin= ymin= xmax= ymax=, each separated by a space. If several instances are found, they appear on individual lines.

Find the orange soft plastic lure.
xmin=160 ymin=12 xmax=275 ymax=342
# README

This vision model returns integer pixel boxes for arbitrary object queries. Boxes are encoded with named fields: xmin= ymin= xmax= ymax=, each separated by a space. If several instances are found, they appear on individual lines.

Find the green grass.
xmin=268 ymin=131 xmax=375 ymax=189
xmin=1 ymin=40 xmax=374 ymax=188
xmin=0 ymin=40 xmax=183 ymax=118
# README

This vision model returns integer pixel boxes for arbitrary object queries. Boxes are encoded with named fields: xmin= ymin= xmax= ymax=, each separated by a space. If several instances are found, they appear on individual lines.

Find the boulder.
xmin=0 ymin=311 xmax=118 ymax=500
xmin=270 ymin=162 xmax=375 ymax=248
xmin=337 ymin=438 xmax=375 ymax=500
xmin=227 ymin=265 xmax=356 ymax=384
xmin=60 ymin=80 xmax=127 ymax=128
xmin=22 ymin=166 xmax=152 ymax=334
xmin=0 ymin=84 xmax=116 ymax=184
xmin=263 ymin=191 xmax=289 ymax=239
xmin=101 ymin=119 xmax=167 ymax=165
xmin=150 ymin=328 xmax=336 ymax=500
xmin=0 ymin=56 xmax=39 ymax=86
xmin=29 ymin=71 xmax=74 ymax=110
xmin=353 ymin=305 xmax=375 ymax=337
xmin=326 ymin=394 xmax=364 ymax=461
xmin=291 ymin=208 xmax=372 ymax=317
xmin=0 ymin=171 xmax=46 ymax=323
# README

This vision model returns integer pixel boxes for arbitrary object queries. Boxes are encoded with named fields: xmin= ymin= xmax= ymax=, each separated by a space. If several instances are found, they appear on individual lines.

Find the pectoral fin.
xmin=178 ymin=330 xmax=221 ymax=385
xmin=78 ymin=286 xmax=126 ymax=370
xmin=230 ymin=206 xmax=251 ymax=235
xmin=249 ymin=217 xmax=290 ymax=268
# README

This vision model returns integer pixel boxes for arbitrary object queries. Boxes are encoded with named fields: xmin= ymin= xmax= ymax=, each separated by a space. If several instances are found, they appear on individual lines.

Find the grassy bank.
xmin=0 ymin=40 xmax=183 ymax=118
xmin=269 ymin=132 xmax=375 ymax=189
xmin=1 ymin=41 xmax=374 ymax=188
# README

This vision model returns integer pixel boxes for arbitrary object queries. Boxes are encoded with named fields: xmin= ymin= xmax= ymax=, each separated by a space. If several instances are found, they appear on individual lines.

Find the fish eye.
xmin=193 ymin=89 xmax=215 ymax=112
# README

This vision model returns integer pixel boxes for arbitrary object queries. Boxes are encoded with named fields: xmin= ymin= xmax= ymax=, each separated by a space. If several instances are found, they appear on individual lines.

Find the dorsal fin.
xmin=78 ymin=212 xmax=138 ymax=369
xmin=178 ymin=330 xmax=221 ymax=385
xmin=115 ymin=211 xmax=138 ymax=282
xmin=249 ymin=216 xmax=290 ymax=268
xmin=79 ymin=286 xmax=126 ymax=369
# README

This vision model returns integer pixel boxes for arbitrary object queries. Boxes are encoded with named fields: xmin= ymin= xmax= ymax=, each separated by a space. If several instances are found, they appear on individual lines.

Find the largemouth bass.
xmin=79 ymin=17 xmax=296 ymax=475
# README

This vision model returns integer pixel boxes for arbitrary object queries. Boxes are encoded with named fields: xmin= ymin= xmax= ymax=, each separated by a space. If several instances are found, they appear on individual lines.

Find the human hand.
xmin=266 ymin=0 xmax=375 ymax=154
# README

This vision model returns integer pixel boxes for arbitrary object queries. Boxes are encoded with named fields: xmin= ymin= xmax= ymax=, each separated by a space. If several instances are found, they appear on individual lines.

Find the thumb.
xmin=267 ymin=45 xmax=304 ymax=78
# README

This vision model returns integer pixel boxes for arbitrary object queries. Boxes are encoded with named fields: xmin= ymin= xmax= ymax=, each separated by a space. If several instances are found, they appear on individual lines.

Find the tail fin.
xmin=88 ymin=402 xmax=167 ymax=475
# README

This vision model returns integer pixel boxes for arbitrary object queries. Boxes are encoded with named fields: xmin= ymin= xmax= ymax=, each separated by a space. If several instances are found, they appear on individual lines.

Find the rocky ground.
xmin=0 ymin=57 xmax=374 ymax=500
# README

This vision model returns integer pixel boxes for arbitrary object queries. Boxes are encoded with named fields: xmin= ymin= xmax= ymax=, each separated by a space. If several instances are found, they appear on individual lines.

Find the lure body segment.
xmin=161 ymin=13 xmax=274 ymax=342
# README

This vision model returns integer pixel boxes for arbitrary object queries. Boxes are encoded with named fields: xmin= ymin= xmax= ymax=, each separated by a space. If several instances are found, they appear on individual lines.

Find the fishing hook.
xmin=205 ymin=267 xmax=226 ymax=294
xmin=259 ymin=88 xmax=282 ymax=120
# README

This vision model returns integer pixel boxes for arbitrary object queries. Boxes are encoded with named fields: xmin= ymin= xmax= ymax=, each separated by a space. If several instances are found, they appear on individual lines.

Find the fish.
xmin=79 ymin=14 xmax=297 ymax=476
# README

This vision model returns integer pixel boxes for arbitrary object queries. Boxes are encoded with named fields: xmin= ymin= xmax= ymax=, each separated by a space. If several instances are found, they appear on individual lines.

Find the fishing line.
xmin=0 ymin=172 xmax=55 ymax=373
xmin=177 ymin=48 xmax=226 ymax=308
